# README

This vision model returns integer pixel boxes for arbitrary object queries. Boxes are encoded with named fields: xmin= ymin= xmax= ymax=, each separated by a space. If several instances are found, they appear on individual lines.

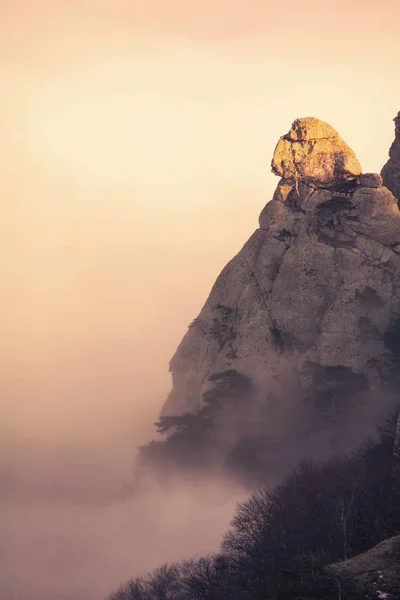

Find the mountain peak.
xmin=157 ymin=114 xmax=400 ymax=481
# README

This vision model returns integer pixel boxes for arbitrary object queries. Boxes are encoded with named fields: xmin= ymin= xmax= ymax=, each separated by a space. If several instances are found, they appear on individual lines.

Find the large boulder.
xmin=382 ymin=112 xmax=400 ymax=201
xmin=271 ymin=117 xmax=362 ymax=188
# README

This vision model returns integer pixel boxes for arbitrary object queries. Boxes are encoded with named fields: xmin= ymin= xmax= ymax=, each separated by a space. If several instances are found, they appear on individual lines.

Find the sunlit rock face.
xmin=271 ymin=117 xmax=361 ymax=188
xmin=161 ymin=117 xmax=400 ymax=417
xmin=381 ymin=111 xmax=400 ymax=201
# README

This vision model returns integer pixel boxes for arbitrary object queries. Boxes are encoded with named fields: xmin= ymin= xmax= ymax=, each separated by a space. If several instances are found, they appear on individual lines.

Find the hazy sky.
xmin=1 ymin=1 xmax=400 ymax=598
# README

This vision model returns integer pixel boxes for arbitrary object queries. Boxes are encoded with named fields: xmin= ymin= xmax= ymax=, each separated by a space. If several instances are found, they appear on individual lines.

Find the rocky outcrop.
xmin=161 ymin=117 xmax=400 ymax=418
xmin=360 ymin=172 xmax=383 ymax=188
xmin=271 ymin=117 xmax=361 ymax=188
xmin=382 ymin=112 xmax=400 ymax=202
xmin=331 ymin=535 xmax=400 ymax=598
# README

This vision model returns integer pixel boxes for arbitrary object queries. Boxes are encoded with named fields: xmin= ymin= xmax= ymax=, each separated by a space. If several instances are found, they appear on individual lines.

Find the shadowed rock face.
xmin=161 ymin=117 xmax=400 ymax=417
xmin=382 ymin=112 xmax=400 ymax=201
xmin=271 ymin=117 xmax=361 ymax=188
xmin=331 ymin=535 xmax=400 ymax=596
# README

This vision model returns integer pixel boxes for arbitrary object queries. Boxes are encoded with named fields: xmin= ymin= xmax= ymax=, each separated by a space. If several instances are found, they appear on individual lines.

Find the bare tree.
xmin=142 ymin=563 xmax=181 ymax=600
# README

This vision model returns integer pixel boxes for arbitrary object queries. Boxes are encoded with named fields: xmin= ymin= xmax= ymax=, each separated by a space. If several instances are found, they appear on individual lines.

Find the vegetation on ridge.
xmin=137 ymin=361 xmax=386 ymax=487
xmin=108 ymin=411 xmax=400 ymax=600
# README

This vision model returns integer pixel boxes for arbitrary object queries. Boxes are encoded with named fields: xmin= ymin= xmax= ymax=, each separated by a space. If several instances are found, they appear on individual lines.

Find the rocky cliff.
xmin=161 ymin=116 xmax=400 ymax=419
xmin=382 ymin=111 xmax=400 ymax=203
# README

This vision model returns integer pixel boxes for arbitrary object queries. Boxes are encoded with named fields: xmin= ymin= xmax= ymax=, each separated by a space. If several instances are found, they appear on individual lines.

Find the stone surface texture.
xmin=381 ymin=112 xmax=400 ymax=201
xmin=161 ymin=117 xmax=400 ymax=417
xmin=331 ymin=535 xmax=400 ymax=595
xmin=359 ymin=173 xmax=383 ymax=188
xmin=271 ymin=117 xmax=361 ymax=188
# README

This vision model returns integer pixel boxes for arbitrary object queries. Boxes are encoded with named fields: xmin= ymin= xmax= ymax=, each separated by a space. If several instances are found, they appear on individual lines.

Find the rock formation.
xmin=161 ymin=117 xmax=400 ymax=420
xmin=382 ymin=111 xmax=400 ymax=202
xmin=271 ymin=117 xmax=361 ymax=189
xmin=331 ymin=535 xmax=400 ymax=596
